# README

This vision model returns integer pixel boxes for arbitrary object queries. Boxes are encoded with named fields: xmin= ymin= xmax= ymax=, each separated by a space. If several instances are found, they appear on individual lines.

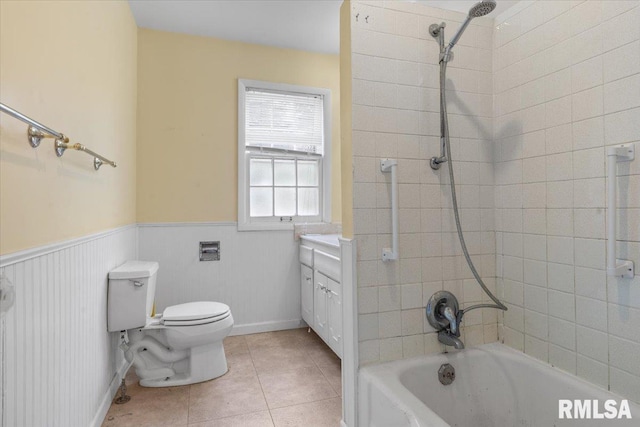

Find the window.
xmin=238 ymin=80 xmax=331 ymax=230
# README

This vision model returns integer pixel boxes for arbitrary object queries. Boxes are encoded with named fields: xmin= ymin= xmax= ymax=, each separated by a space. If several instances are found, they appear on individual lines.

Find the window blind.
xmin=245 ymin=88 xmax=324 ymax=155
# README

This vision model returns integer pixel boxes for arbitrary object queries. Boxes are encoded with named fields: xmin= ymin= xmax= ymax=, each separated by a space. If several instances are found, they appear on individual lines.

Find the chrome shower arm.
xmin=447 ymin=16 xmax=472 ymax=52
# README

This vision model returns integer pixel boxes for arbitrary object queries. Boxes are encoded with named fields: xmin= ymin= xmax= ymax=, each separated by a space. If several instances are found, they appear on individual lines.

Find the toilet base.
xmin=138 ymin=340 xmax=229 ymax=387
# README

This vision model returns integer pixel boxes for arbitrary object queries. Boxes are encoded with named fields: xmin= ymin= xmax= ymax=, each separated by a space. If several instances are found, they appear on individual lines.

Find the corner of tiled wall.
xmin=493 ymin=0 xmax=640 ymax=403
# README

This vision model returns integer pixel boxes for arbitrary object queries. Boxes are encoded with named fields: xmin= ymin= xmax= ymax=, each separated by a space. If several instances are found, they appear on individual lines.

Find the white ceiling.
xmin=128 ymin=1 xmax=519 ymax=55
xmin=128 ymin=0 xmax=342 ymax=54
xmin=420 ymin=1 xmax=519 ymax=18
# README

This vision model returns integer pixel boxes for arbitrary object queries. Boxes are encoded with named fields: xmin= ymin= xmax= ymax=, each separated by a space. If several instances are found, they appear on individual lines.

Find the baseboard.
xmin=90 ymin=359 xmax=131 ymax=427
xmin=229 ymin=319 xmax=305 ymax=336
xmin=340 ymin=420 xmax=350 ymax=427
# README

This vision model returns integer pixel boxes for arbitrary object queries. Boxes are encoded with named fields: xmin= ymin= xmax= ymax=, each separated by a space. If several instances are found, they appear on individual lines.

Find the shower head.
xmin=443 ymin=0 xmax=497 ymax=60
xmin=469 ymin=0 xmax=497 ymax=18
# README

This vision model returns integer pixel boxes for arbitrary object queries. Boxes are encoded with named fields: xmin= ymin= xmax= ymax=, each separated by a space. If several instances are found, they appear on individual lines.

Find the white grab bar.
xmin=381 ymin=159 xmax=398 ymax=261
xmin=606 ymin=143 xmax=635 ymax=279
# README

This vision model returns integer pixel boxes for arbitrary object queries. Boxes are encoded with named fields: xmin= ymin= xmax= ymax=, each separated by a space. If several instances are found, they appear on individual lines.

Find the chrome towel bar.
xmin=0 ymin=102 xmax=117 ymax=170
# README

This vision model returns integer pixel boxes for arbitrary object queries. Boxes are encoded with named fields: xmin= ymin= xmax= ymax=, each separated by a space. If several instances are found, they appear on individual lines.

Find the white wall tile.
xmin=524 ymin=259 xmax=547 ymax=287
xmin=549 ymin=317 xmax=576 ymax=351
xmin=546 ymin=152 xmax=573 ymax=181
xmin=604 ymin=107 xmax=640 ymax=144
xmin=606 ymin=6 xmax=640 ymax=51
xmin=548 ymin=289 xmax=576 ymax=322
xmin=574 ymin=238 xmax=606 ymax=269
xmin=572 ymin=86 xmax=603 ymax=122
xmin=608 ymin=303 xmax=640 ymax=343
xmin=547 ymin=209 xmax=574 ymax=237
xmin=604 ymin=74 xmax=640 ymax=114
xmin=576 ymin=325 xmax=608 ymax=363
xmin=574 ymin=177 xmax=605 ymax=208
xmin=378 ymin=310 xmax=402 ymax=338
xmin=546 ymin=96 xmax=572 ymax=128
xmin=577 ymin=356 xmax=609 ymax=389
xmin=571 ymin=26 xmax=603 ymax=65
xmin=609 ymin=336 xmax=640 ymax=376
xmin=603 ymin=40 xmax=640 ymax=83
xmin=572 ymin=116 xmax=604 ymax=151
xmin=549 ymin=344 xmax=577 ymax=374
xmin=568 ymin=0 xmax=602 ymax=36
xmin=359 ymin=313 xmax=380 ymax=341
xmin=576 ymin=296 xmax=607 ymax=331
xmin=571 ymin=56 xmax=603 ymax=93
xmin=575 ymin=266 xmax=606 ymax=301
xmin=573 ymin=148 xmax=605 ymax=179
xmin=610 ymin=368 xmax=640 ymax=404
xmin=574 ymin=208 xmax=605 ymax=239
xmin=547 ymin=181 xmax=573 ymax=208
xmin=547 ymin=262 xmax=575 ymax=293
xmin=525 ymin=309 xmax=548 ymax=340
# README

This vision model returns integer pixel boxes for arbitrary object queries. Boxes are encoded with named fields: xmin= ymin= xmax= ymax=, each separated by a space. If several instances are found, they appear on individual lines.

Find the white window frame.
xmin=238 ymin=79 xmax=332 ymax=231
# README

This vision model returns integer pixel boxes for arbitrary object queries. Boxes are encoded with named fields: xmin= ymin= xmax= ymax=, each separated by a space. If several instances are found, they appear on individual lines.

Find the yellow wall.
xmin=0 ymin=0 xmax=138 ymax=255
xmin=136 ymin=29 xmax=341 ymax=223
xmin=340 ymin=0 xmax=353 ymax=238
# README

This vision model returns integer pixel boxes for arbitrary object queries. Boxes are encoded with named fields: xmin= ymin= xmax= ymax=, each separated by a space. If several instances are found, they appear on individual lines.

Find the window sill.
xmin=237 ymin=222 xmax=295 ymax=232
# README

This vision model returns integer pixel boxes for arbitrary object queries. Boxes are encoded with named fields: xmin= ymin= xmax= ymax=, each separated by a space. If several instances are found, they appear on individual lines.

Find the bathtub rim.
xmin=359 ymin=342 xmax=640 ymax=427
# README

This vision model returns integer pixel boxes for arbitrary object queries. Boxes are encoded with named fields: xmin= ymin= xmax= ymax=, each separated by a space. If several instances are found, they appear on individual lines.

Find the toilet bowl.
xmin=107 ymin=261 xmax=234 ymax=387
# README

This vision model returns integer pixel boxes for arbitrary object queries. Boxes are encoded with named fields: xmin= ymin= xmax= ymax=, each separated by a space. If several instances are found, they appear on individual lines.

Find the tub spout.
xmin=438 ymin=330 xmax=465 ymax=349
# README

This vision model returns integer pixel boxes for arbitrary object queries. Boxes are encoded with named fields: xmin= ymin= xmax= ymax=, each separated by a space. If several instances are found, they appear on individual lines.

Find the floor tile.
xmin=318 ymin=362 xmax=342 ymax=397
xmin=188 ymin=411 xmax=274 ymax=427
xmin=270 ymin=397 xmax=342 ymax=427
xmin=245 ymin=328 xmax=310 ymax=351
xmin=250 ymin=345 xmax=316 ymax=375
xmin=103 ymin=329 xmax=343 ymax=427
xmin=306 ymin=340 xmax=341 ymax=367
xmin=188 ymin=359 xmax=267 ymax=423
xmin=102 ymin=383 xmax=190 ymax=427
xmin=224 ymin=335 xmax=250 ymax=356
xmin=259 ymin=366 xmax=337 ymax=409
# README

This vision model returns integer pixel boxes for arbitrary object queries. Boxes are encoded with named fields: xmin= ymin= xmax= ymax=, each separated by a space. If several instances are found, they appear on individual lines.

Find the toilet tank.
xmin=107 ymin=261 xmax=159 ymax=332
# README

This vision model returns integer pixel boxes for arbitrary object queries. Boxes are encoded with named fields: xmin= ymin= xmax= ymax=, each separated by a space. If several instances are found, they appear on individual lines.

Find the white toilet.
xmin=107 ymin=260 xmax=234 ymax=387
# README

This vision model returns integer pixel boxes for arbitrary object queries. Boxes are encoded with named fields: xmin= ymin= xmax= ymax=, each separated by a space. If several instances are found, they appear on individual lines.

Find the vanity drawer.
xmin=300 ymin=245 xmax=314 ymax=267
xmin=315 ymin=250 xmax=340 ymax=282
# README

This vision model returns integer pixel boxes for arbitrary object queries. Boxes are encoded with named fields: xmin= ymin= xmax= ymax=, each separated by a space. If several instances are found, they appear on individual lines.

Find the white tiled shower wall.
xmin=494 ymin=0 xmax=640 ymax=403
xmin=351 ymin=1 xmax=640 ymax=398
xmin=350 ymin=0 xmax=499 ymax=364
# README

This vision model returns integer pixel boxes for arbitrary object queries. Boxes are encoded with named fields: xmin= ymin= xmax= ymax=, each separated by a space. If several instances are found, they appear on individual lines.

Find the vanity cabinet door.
xmin=326 ymin=277 xmax=342 ymax=358
xmin=301 ymin=264 xmax=314 ymax=326
xmin=314 ymin=272 xmax=329 ymax=341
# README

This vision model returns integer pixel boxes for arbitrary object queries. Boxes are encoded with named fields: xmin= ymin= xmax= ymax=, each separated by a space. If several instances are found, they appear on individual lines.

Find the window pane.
xmin=297 ymin=160 xmax=319 ymax=186
xmin=274 ymin=159 xmax=296 ymax=186
xmin=298 ymin=188 xmax=319 ymax=216
xmin=250 ymin=187 xmax=273 ymax=217
xmin=274 ymin=188 xmax=296 ymax=216
xmin=249 ymin=158 xmax=272 ymax=186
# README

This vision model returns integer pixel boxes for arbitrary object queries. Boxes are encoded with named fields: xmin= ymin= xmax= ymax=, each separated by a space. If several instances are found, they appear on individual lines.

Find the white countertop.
xmin=300 ymin=233 xmax=341 ymax=248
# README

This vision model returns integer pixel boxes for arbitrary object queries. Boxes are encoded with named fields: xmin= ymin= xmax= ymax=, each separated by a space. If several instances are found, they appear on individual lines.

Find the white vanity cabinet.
xmin=299 ymin=234 xmax=342 ymax=358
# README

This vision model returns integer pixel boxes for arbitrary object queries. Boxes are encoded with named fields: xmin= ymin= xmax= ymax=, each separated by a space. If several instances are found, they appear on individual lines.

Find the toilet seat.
xmin=162 ymin=301 xmax=231 ymax=327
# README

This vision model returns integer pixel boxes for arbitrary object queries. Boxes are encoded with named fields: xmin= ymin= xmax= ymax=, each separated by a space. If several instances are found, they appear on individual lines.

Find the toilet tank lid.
xmin=109 ymin=261 xmax=159 ymax=280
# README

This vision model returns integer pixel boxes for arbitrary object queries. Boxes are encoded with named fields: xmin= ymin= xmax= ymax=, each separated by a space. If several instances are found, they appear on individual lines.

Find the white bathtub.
xmin=359 ymin=343 xmax=639 ymax=426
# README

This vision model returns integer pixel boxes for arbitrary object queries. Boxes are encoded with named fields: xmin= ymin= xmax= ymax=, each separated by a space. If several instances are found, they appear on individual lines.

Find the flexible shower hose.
xmin=439 ymin=60 xmax=507 ymax=314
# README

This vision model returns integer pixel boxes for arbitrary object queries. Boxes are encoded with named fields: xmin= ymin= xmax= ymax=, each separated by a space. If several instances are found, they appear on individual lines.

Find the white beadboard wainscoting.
xmin=137 ymin=223 xmax=303 ymax=335
xmin=0 ymin=225 xmax=137 ymax=427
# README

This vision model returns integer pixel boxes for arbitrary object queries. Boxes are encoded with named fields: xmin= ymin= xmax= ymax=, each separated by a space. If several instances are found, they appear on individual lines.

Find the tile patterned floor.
xmin=102 ymin=328 xmax=342 ymax=427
